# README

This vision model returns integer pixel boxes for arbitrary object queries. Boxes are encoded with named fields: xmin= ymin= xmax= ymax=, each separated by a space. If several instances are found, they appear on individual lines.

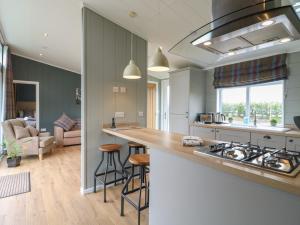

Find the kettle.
xmin=215 ymin=113 xmax=226 ymax=124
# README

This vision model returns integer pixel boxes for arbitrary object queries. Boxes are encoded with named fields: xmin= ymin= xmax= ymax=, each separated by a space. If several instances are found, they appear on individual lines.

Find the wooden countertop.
xmin=191 ymin=122 xmax=300 ymax=137
xmin=102 ymin=127 xmax=300 ymax=196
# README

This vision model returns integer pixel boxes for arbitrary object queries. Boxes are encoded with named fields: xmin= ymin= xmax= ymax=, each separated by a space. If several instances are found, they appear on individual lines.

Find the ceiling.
xmin=0 ymin=0 xmax=82 ymax=73
xmin=0 ymin=0 xmax=213 ymax=79
xmin=3 ymin=0 xmax=299 ymax=79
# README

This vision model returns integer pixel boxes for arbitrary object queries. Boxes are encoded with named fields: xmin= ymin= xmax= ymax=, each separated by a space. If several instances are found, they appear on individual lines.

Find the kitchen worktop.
xmin=191 ymin=122 xmax=300 ymax=137
xmin=102 ymin=127 xmax=300 ymax=196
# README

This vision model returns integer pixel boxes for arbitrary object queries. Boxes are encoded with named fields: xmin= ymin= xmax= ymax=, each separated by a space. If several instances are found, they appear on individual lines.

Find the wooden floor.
xmin=0 ymin=146 xmax=149 ymax=225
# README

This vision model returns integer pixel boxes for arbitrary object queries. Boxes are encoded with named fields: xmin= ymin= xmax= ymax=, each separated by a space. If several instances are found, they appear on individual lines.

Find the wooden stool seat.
xmin=129 ymin=154 xmax=150 ymax=166
xmin=99 ymin=144 xmax=122 ymax=152
xmin=128 ymin=141 xmax=145 ymax=148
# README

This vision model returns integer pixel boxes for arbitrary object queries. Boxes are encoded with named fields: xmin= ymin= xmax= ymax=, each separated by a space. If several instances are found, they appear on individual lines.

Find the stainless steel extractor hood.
xmin=169 ymin=0 xmax=300 ymax=67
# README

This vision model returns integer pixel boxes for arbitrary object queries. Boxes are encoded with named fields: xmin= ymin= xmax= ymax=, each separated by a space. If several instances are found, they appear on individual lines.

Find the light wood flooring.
xmin=0 ymin=146 xmax=149 ymax=225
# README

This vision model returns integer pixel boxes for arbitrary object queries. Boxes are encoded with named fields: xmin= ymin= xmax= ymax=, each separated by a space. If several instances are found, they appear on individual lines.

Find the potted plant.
xmin=270 ymin=118 xmax=278 ymax=127
xmin=0 ymin=141 xmax=7 ymax=154
xmin=6 ymin=140 xmax=22 ymax=167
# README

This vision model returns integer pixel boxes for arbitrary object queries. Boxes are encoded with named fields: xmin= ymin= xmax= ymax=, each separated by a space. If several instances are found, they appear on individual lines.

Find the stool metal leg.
xmin=94 ymin=152 xmax=104 ymax=193
xmin=112 ymin=152 xmax=117 ymax=186
xmin=103 ymin=153 xmax=110 ymax=202
xmin=122 ymin=147 xmax=132 ymax=175
xmin=137 ymin=166 xmax=144 ymax=225
xmin=121 ymin=165 xmax=135 ymax=216
xmin=117 ymin=149 xmax=123 ymax=184
xmin=131 ymin=164 xmax=135 ymax=190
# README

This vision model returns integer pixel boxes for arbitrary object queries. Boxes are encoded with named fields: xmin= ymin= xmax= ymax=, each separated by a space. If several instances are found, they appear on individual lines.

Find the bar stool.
xmin=122 ymin=142 xmax=147 ymax=188
xmin=121 ymin=154 xmax=150 ymax=225
xmin=123 ymin=141 xmax=146 ymax=168
xmin=94 ymin=144 xmax=125 ymax=202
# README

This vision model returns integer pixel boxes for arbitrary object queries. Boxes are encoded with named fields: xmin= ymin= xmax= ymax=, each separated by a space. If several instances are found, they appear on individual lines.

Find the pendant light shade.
xmin=123 ymin=59 xmax=141 ymax=79
xmin=123 ymin=33 xmax=142 ymax=79
xmin=148 ymin=47 xmax=170 ymax=72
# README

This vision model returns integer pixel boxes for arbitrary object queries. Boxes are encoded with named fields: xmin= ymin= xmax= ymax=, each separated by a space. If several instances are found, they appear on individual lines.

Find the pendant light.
xmin=148 ymin=1 xmax=170 ymax=72
xmin=123 ymin=33 xmax=141 ymax=79
xmin=148 ymin=47 xmax=169 ymax=72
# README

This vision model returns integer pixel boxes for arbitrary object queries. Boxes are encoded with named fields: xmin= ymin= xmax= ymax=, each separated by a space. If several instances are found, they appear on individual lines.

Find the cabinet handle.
xmin=216 ymin=130 xmax=219 ymax=133
xmin=289 ymin=139 xmax=294 ymax=143
xmin=263 ymin=135 xmax=271 ymax=140
xmin=211 ymin=129 xmax=215 ymax=133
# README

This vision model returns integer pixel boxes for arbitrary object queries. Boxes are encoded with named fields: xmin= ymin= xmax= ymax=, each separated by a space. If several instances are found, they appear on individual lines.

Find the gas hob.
xmin=194 ymin=142 xmax=300 ymax=177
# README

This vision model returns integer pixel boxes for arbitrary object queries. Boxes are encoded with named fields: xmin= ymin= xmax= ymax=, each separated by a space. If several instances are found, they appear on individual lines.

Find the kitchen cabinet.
xmin=169 ymin=67 xmax=206 ymax=135
xmin=215 ymin=129 xmax=250 ymax=143
xmin=170 ymin=114 xmax=189 ymax=135
xmin=286 ymin=137 xmax=300 ymax=152
xmin=190 ymin=126 xmax=215 ymax=139
xmin=251 ymin=133 xmax=286 ymax=149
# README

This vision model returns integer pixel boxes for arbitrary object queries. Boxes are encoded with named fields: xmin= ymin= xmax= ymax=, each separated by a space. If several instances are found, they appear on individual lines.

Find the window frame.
xmin=217 ymin=80 xmax=285 ymax=126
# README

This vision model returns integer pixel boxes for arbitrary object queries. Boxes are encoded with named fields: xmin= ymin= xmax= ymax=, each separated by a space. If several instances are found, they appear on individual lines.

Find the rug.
xmin=0 ymin=172 xmax=31 ymax=198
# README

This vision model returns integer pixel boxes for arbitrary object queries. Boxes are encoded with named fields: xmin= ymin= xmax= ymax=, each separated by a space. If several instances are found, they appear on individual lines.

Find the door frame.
xmin=147 ymin=81 xmax=159 ymax=129
xmin=161 ymin=79 xmax=169 ymax=131
xmin=13 ymin=80 xmax=40 ymax=129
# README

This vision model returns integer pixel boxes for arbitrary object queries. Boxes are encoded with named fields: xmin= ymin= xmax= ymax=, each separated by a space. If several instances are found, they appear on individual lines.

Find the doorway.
xmin=147 ymin=82 xmax=158 ymax=129
xmin=13 ymin=80 xmax=39 ymax=129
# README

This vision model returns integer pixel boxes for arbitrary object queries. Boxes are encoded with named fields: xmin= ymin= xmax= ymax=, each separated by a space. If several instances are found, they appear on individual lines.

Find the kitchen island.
xmin=102 ymin=127 xmax=300 ymax=225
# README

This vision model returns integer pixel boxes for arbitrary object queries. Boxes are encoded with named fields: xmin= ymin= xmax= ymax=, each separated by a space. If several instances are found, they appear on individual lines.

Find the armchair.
xmin=2 ymin=119 xmax=54 ymax=160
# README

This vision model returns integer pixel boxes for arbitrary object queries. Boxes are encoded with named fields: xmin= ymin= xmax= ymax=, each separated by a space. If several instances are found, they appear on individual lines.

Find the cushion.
xmin=73 ymin=118 xmax=81 ymax=129
xmin=64 ymin=130 xmax=81 ymax=138
xmin=39 ymin=136 xmax=54 ymax=148
xmin=14 ymin=126 xmax=31 ymax=140
xmin=26 ymin=125 xmax=39 ymax=137
xmin=54 ymin=113 xmax=76 ymax=131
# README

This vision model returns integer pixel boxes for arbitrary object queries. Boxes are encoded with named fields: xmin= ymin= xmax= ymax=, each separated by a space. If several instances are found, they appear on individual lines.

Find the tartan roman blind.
xmin=213 ymin=54 xmax=288 ymax=88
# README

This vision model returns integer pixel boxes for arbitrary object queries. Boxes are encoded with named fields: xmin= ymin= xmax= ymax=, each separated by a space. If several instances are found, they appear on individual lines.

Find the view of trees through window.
xmin=219 ymin=82 xmax=283 ymax=127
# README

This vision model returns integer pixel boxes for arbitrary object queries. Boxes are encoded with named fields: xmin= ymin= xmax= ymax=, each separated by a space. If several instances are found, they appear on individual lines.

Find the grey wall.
xmin=82 ymin=7 xmax=147 ymax=190
xmin=12 ymin=55 xmax=81 ymax=133
xmin=205 ymin=69 xmax=217 ymax=113
xmin=148 ymin=75 xmax=161 ymax=129
xmin=204 ymin=52 xmax=300 ymax=127
xmin=285 ymin=52 xmax=300 ymax=126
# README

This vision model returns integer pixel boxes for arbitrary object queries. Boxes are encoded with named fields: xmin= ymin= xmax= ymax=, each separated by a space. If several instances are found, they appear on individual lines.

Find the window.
xmin=217 ymin=81 xmax=284 ymax=127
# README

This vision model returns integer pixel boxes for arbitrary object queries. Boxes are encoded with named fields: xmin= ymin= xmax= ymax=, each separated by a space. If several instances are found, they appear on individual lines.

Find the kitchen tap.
xmin=252 ymin=110 xmax=257 ymax=126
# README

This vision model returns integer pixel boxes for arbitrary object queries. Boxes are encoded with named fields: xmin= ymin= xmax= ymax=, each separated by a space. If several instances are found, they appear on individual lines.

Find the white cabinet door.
xmin=251 ymin=133 xmax=286 ymax=149
xmin=215 ymin=129 xmax=250 ymax=143
xmin=191 ymin=126 xmax=215 ymax=139
xmin=170 ymin=114 xmax=189 ymax=135
xmin=169 ymin=71 xmax=190 ymax=114
xmin=286 ymin=137 xmax=300 ymax=152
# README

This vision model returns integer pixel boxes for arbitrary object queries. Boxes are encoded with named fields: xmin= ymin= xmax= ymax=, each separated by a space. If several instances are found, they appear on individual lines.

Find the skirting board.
xmin=80 ymin=183 xmax=117 ymax=195
xmin=80 ymin=184 xmax=103 ymax=195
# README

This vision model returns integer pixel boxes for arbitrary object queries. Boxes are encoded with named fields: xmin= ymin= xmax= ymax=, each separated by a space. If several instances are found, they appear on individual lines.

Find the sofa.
xmin=2 ymin=119 xmax=55 ymax=160
xmin=54 ymin=117 xmax=81 ymax=147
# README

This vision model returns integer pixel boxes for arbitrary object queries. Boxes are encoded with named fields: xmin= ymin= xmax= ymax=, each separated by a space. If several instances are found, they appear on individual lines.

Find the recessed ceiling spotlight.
xmin=227 ymin=51 xmax=235 ymax=56
xmin=280 ymin=37 xmax=292 ymax=43
xmin=203 ymin=41 xmax=212 ymax=46
xmin=261 ymin=20 xmax=275 ymax=26
xmin=44 ymin=33 xmax=48 ymax=37
xmin=39 ymin=53 xmax=43 ymax=56
xmin=128 ymin=11 xmax=137 ymax=18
